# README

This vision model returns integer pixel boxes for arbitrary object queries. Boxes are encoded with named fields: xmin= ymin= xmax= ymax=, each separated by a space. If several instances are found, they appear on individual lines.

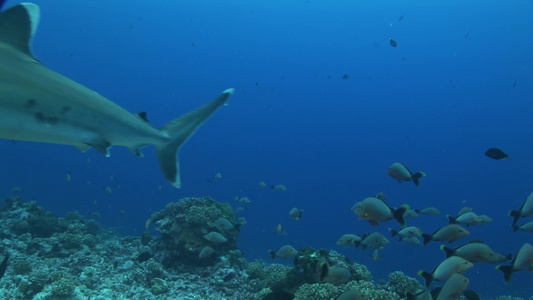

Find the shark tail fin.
xmin=155 ymin=89 xmax=234 ymax=188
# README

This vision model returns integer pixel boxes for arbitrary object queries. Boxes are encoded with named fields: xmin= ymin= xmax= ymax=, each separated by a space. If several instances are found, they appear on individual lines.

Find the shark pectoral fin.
xmin=88 ymin=140 xmax=111 ymax=157
xmin=156 ymin=88 xmax=234 ymax=188
xmin=0 ymin=3 xmax=40 ymax=59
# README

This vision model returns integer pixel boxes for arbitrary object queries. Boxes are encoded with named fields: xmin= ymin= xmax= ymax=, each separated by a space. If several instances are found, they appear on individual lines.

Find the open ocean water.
xmin=1 ymin=0 xmax=532 ymax=298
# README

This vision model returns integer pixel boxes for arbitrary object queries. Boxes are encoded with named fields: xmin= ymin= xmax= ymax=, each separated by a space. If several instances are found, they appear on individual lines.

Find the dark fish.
xmin=0 ymin=252 xmax=9 ymax=280
xmin=484 ymin=147 xmax=509 ymax=160
xmin=389 ymin=38 xmax=397 ymax=47
xmin=0 ymin=0 xmax=5 ymax=11
xmin=399 ymin=15 xmax=404 ymax=21
xmin=342 ymin=74 xmax=350 ymax=79
xmin=513 ymin=81 xmax=517 ymax=88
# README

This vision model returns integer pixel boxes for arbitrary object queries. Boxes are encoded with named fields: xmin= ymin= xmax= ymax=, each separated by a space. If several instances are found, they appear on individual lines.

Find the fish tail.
xmin=512 ymin=224 xmax=520 ymax=232
xmin=269 ymin=250 xmax=276 ymax=259
xmin=155 ymin=89 xmax=233 ymax=188
xmin=418 ymin=270 xmax=433 ymax=288
xmin=440 ymin=245 xmax=455 ymax=258
xmin=495 ymin=264 xmax=514 ymax=283
xmin=447 ymin=214 xmax=457 ymax=224
xmin=421 ymin=233 xmax=432 ymax=246
xmin=393 ymin=204 xmax=409 ymax=227
xmin=389 ymin=228 xmax=398 ymax=238
xmin=508 ymin=210 xmax=521 ymax=226
xmin=411 ymin=172 xmax=426 ymax=187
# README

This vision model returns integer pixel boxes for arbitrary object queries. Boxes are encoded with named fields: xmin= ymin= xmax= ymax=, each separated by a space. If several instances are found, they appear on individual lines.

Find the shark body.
xmin=0 ymin=3 xmax=233 ymax=188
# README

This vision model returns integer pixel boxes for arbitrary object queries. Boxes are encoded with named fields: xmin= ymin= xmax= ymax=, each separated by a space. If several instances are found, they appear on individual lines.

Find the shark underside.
xmin=0 ymin=3 xmax=233 ymax=188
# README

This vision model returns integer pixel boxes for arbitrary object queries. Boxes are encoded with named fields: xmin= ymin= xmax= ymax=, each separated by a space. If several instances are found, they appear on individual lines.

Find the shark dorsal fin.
xmin=0 ymin=3 xmax=40 ymax=58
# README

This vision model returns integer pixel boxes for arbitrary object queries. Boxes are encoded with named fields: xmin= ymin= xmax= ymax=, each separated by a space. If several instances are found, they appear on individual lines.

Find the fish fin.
xmin=418 ymin=270 xmax=433 ymax=288
xmin=155 ymin=89 xmax=233 ymax=188
xmin=421 ymin=233 xmax=433 ymax=246
xmin=393 ymin=204 xmax=409 ymax=227
xmin=440 ymin=245 xmax=455 ymax=258
xmin=0 ymin=3 xmax=39 ymax=59
xmin=508 ymin=210 xmax=521 ymax=226
xmin=447 ymin=214 xmax=457 ymax=224
xmin=136 ymin=112 xmax=149 ymax=123
xmin=88 ymin=140 xmax=111 ymax=157
xmin=411 ymin=172 xmax=426 ymax=187
xmin=495 ymin=264 xmax=514 ymax=283
xmin=506 ymin=252 xmax=513 ymax=261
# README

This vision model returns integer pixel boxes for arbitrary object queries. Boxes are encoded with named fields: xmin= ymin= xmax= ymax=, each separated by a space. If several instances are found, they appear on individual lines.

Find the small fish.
xmin=484 ymin=147 xmax=509 ymax=160
xmin=342 ymin=74 xmax=350 ymax=80
xmin=416 ymin=207 xmax=440 ymax=215
xmin=512 ymin=221 xmax=533 ymax=232
xmin=336 ymin=234 xmax=362 ymax=246
xmin=418 ymin=256 xmax=473 ymax=287
xmin=213 ymin=173 xmax=222 ymax=180
xmin=351 ymin=197 xmax=409 ymax=227
xmin=389 ymin=38 xmax=398 ymax=47
xmin=238 ymin=197 xmax=251 ymax=205
xmin=258 ymin=181 xmax=267 ymax=189
xmin=436 ymin=273 xmax=470 ymax=300
xmin=234 ymin=207 xmax=246 ymax=214
xmin=422 ymin=224 xmax=470 ymax=245
xmin=399 ymin=236 xmax=421 ymax=245
xmin=103 ymin=187 xmax=112 ymax=194
xmin=198 ymin=246 xmax=215 ymax=259
xmin=269 ymin=245 xmax=297 ymax=259
xmin=471 ymin=214 xmax=493 ymax=226
xmin=509 ymin=192 xmax=533 ymax=226
xmin=441 ymin=241 xmax=511 ymax=264
xmin=271 ymin=184 xmax=287 ymax=191
xmin=405 ymin=209 xmax=419 ymax=219
xmin=288 ymin=207 xmax=304 ymax=222
xmin=496 ymin=243 xmax=533 ymax=282
xmin=0 ymin=252 xmax=9 ymax=281
xmin=457 ymin=207 xmax=473 ymax=216
xmin=447 ymin=212 xmax=478 ymax=226
xmin=355 ymin=232 xmax=389 ymax=250
xmin=322 ymin=265 xmax=351 ymax=284
xmin=387 ymin=162 xmax=426 ymax=186
xmin=399 ymin=15 xmax=404 ymax=21
xmin=10 ymin=187 xmax=22 ymax=193
xmin=211 ymin=217 xmax=235 ymax=231
xmin=66 ymin=171 xmax=71 ymax=182
xmin=389 ymin=226 xmax=422 ymax=238
xmin=203 ymin=231 xmax=228 ymax=244
xmin=337 ymin=288 xmax=369 ymax=300
xmin=275 ymin=223 xmax=287 ymax=236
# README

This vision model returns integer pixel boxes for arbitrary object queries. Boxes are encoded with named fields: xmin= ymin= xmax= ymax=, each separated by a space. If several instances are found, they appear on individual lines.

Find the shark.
xmin=0 ymin=3 xmax=234 ymax=188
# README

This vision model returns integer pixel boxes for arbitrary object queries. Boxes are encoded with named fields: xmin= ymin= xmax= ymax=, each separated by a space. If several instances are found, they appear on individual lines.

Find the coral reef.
xmin=146 ymin=197 xmax=240 ymax=266
xmin=0 ymin=196 xmax=527 ymax=300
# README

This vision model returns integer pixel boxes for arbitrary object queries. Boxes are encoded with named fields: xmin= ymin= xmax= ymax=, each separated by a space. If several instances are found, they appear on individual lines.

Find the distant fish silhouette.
xmin=485 ymin=148 xmax=509 ymax=160
xmin=389 ymin=38 xmax=398 ymax=47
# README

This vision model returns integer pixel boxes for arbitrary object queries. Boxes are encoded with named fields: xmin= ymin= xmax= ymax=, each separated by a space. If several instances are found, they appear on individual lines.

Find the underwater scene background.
xmin=1 ymin=0 xmax=532 ymax=299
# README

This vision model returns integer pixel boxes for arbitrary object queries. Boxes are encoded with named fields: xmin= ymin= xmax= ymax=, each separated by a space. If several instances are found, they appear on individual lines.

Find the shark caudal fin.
xmin=156 ymin=89 xmax=234 ymax=188
xmin=0 ymin=3 xmax=39 ymax=59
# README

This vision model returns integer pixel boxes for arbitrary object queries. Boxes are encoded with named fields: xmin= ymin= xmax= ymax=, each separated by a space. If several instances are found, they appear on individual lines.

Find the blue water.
xmin=3 ymin=0 xmax=533 ymax=298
